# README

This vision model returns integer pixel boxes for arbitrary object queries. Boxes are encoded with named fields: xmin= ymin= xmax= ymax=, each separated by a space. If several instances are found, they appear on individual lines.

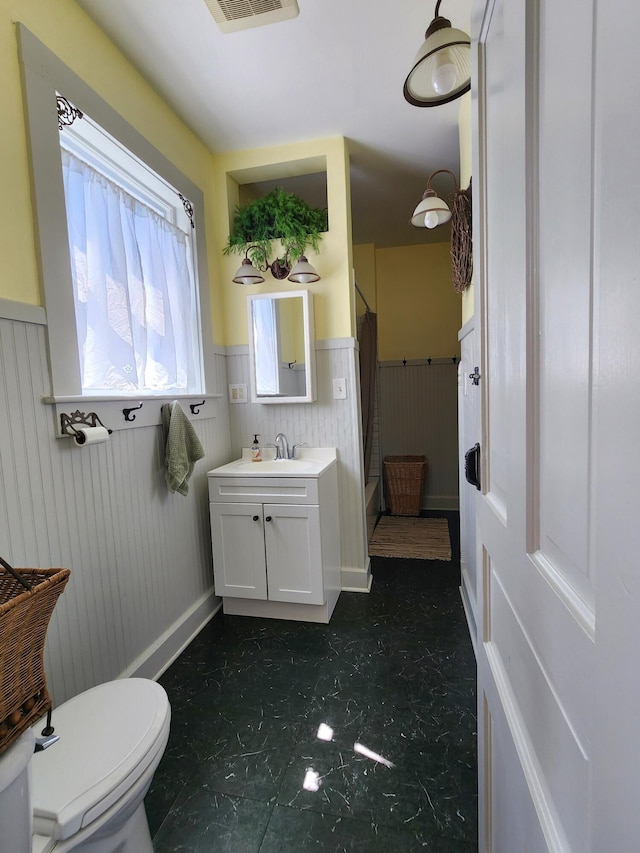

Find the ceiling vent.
xmin=205 ymin=0 xmax=299 ymax=33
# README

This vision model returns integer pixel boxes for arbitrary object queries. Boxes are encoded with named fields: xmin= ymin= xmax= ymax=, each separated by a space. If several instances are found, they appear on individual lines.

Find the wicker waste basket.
xmin=0 ymin=557 xmax=70 ymax=755
xmin=384 ymin=455 xmax=428 ymax=516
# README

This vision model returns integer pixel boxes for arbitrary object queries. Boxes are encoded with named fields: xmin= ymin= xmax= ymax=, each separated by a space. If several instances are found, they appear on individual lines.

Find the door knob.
xmin=465 ymin=443 xmax=481 ymax=490
xmin=265 ymin=515 xmax=272 ymax=522
xmin=252 ymin=515 xmax=259 ymax=521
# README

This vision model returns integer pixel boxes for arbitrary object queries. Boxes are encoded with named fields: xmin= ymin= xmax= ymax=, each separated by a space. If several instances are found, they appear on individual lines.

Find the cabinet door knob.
xmin=265 ymin=515 xmax=272 ymax=522
xmin=252 ymin=515 xmax=259 ymax=521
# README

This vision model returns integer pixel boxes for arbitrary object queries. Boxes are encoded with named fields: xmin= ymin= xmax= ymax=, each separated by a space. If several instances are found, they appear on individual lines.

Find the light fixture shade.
xmin=403 ymin=5 xmax=471 ymax=107
xmin=410 ymin=192 xmax=452 ymax=228
xmin=232 ymin=257 xmax=265 ymax=285
xmin=288 ymin=256 xmax=320 ymax=284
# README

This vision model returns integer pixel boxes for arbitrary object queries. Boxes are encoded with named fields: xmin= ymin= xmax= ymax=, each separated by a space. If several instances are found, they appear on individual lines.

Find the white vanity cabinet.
xmin=207 ymin=455 xmax=341 ymax=623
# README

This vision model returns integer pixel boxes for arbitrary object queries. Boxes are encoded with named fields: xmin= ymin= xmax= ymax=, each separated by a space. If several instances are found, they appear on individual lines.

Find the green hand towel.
xmin=161 ymin=401 xmax=205 ymax=495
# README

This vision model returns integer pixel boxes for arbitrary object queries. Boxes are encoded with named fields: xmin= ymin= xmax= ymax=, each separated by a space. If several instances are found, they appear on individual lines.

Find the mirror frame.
xmin=247 ymin=289 xmax=317 ymax=404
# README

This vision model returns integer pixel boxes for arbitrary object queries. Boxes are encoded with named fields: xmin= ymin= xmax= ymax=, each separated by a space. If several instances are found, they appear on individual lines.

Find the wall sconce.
xmin=410 ymin=168 xmax=458 ymax=228
xmin=403 ymin=0 xmax=471 ymax=108
xmin=232 ymin=245 xmax=320 ymax=285
xmin=410 ymin=172 xmax=474 ymax=292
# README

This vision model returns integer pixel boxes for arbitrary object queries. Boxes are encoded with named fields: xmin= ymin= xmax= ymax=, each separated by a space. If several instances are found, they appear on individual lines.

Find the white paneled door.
xmin=473 ymin=0 xmax=640 ymax=849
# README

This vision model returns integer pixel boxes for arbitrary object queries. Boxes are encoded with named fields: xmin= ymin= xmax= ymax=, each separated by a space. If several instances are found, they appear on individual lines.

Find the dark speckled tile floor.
xmin=146 ymin=511 xmax=477 ymax=852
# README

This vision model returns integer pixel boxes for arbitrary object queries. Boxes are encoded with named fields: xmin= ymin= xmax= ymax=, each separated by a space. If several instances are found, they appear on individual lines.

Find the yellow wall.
xmin=352 ymin=243 xmax=376 ymax=314
xmin=0 ymin=0 xmax=224 ymax=341
xmin=368 ymin=242 xmax=461 ymax=362
xmin=2 ymin=0 xmax=464 ymax=353
xmin=212 ymin=137 xmax=354 ymax=345
xmin=278 ymin=296 xmax=305 ymax=365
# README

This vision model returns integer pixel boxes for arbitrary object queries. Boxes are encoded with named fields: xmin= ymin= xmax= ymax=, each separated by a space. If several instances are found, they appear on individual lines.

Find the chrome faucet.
xmin=274 ymin=433 xmax=290 ymax=460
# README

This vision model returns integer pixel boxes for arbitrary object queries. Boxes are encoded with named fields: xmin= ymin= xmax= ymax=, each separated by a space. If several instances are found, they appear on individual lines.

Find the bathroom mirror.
xmin=247 ymin=290 xmax=316 ymax=403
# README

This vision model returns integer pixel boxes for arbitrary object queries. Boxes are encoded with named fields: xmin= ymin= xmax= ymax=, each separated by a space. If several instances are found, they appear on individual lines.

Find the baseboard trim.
xmin=341 ymin=559 xmax=372 ymax=592
xmin=125 ymin=589 xmax=221 ymax=681
xmin=222 ymin=595 xmax=336 ymax=624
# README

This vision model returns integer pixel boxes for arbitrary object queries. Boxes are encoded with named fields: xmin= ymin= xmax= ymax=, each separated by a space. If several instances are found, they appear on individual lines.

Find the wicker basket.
xmin=0 ymin=557 xmax=70 ymax=755
xmin=384 ymin=455 xmax=428 ymax=516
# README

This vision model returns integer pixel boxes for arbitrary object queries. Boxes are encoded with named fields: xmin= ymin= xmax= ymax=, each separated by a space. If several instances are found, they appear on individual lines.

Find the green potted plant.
xmin=223 ymin=186 xmax=328 ymax=279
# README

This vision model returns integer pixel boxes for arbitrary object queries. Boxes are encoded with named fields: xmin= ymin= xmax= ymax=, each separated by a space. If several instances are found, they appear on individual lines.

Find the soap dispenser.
xmin=250 ymin=434 xmax=262 ymax=462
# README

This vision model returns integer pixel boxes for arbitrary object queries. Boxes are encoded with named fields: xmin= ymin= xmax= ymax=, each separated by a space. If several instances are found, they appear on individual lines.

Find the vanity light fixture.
xmin=403 ymin=0 xmax=471 ymax=108
xmin=232 ymin=245 xmax=320 ymax=285
xmin=410 ymin=168 xmax=458 ymax=229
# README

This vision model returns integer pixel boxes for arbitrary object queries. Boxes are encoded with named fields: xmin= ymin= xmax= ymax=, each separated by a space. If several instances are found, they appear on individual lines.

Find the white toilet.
xmin=0 ymin=678 xmax=170 ymax=853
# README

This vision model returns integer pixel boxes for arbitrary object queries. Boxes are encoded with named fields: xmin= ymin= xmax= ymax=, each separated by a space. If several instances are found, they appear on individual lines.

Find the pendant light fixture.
xmin=410 ymin=169 xmax=458 ymax=228
xmin=403 ymin=0 xmax=471 ymax=108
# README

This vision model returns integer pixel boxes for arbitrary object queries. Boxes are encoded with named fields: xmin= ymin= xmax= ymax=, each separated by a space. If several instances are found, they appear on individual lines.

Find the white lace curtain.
xmin=61 ymin=150 xmax=198 ymax=393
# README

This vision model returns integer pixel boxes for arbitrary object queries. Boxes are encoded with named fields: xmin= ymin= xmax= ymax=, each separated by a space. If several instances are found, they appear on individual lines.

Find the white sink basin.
xmin=208 ymin=448 xmax=336 ymax=478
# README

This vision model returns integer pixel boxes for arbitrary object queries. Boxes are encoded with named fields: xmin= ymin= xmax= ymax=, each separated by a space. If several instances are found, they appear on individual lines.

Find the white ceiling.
xmin=75 ymin=0 xmax=471 ymax=249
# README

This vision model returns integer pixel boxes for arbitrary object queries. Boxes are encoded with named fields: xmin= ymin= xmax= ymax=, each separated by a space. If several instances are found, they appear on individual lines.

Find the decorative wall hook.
xmin=122 ymin=403 xmax=143 ymax=422
xmin=402 ymin=358 xmax=407 ymax=366
xmin=190 ymin=401 xmax=205 ymax=415
xmin=60 ymin=410 xmax=112 ymax=438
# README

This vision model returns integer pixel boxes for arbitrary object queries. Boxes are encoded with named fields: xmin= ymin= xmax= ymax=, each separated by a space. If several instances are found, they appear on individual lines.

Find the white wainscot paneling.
xmin=0 ymin=318 xmax=231 ymax=704
xmin=378 ymin=360 xmax=459 ymax=511
xmin=226 ymin=340 xmax=369 ymax=591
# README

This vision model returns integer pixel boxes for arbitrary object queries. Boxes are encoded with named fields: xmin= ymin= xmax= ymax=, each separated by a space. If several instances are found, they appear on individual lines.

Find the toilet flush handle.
xmin=34 ymin=733 xmax=60 ymax=751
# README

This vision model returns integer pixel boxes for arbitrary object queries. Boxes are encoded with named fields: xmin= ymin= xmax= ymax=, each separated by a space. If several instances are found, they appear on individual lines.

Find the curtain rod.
xmin=354 ymin=280 xmax=372 ymax=313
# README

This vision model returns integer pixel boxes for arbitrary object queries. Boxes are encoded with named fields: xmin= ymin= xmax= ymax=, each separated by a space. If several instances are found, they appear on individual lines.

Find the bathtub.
xmin=365 ymin=476 xmax=380 ymax=542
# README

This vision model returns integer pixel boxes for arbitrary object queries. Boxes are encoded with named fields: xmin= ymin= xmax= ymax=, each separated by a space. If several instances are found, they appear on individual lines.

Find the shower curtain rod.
xmin=354 ymin=280 xmax=372 ymax=313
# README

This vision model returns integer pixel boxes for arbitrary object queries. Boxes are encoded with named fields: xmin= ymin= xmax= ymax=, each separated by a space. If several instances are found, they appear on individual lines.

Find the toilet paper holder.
xmin=60 ymin=410 xmax=113 ymax=440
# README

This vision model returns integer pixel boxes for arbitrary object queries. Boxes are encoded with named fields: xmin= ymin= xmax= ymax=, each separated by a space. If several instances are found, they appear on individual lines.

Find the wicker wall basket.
xmin=0 ymin=557 xmax=70 ymax=755
xmin=384 ymin=455 xmax=428 ymax=516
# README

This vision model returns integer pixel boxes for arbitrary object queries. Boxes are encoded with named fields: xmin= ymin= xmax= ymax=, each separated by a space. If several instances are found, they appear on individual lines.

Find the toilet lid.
xmin=31 ymin=678 xmax=170 ymax=841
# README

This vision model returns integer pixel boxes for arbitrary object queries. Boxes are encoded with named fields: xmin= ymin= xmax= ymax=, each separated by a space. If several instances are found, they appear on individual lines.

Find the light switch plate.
xmin=229 ymin=383 xmax=247 ymax=403
xmin=333 ymin=378 xmax=347 ymax=399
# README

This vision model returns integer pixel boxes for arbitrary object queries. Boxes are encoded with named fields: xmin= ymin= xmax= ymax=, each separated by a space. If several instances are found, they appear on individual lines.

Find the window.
xmin=59 ymin=109 xmax=202 ymax=394
xmin=18 ymin=25 xmax=214 ymax=401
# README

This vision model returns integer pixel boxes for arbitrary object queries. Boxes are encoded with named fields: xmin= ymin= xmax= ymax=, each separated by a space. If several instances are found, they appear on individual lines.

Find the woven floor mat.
xmin=368 ymin=516 xmax=452 ymax=561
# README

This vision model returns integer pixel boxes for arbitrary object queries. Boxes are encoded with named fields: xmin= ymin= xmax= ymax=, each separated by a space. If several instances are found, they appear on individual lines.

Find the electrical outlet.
xmin=228 ymin=383 xmax=247 ymax=403
xmin=333 ymin=378 xmax=347 ymax=399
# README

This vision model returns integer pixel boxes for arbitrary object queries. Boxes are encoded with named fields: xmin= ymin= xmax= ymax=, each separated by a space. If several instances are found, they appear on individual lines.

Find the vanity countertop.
xmin=208 ymin=447 xmax=337 ymax=479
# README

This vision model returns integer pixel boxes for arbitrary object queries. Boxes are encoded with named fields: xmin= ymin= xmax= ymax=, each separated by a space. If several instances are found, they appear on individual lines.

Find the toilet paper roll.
xmin=73 ymin=426 xmax=110 ymax=447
